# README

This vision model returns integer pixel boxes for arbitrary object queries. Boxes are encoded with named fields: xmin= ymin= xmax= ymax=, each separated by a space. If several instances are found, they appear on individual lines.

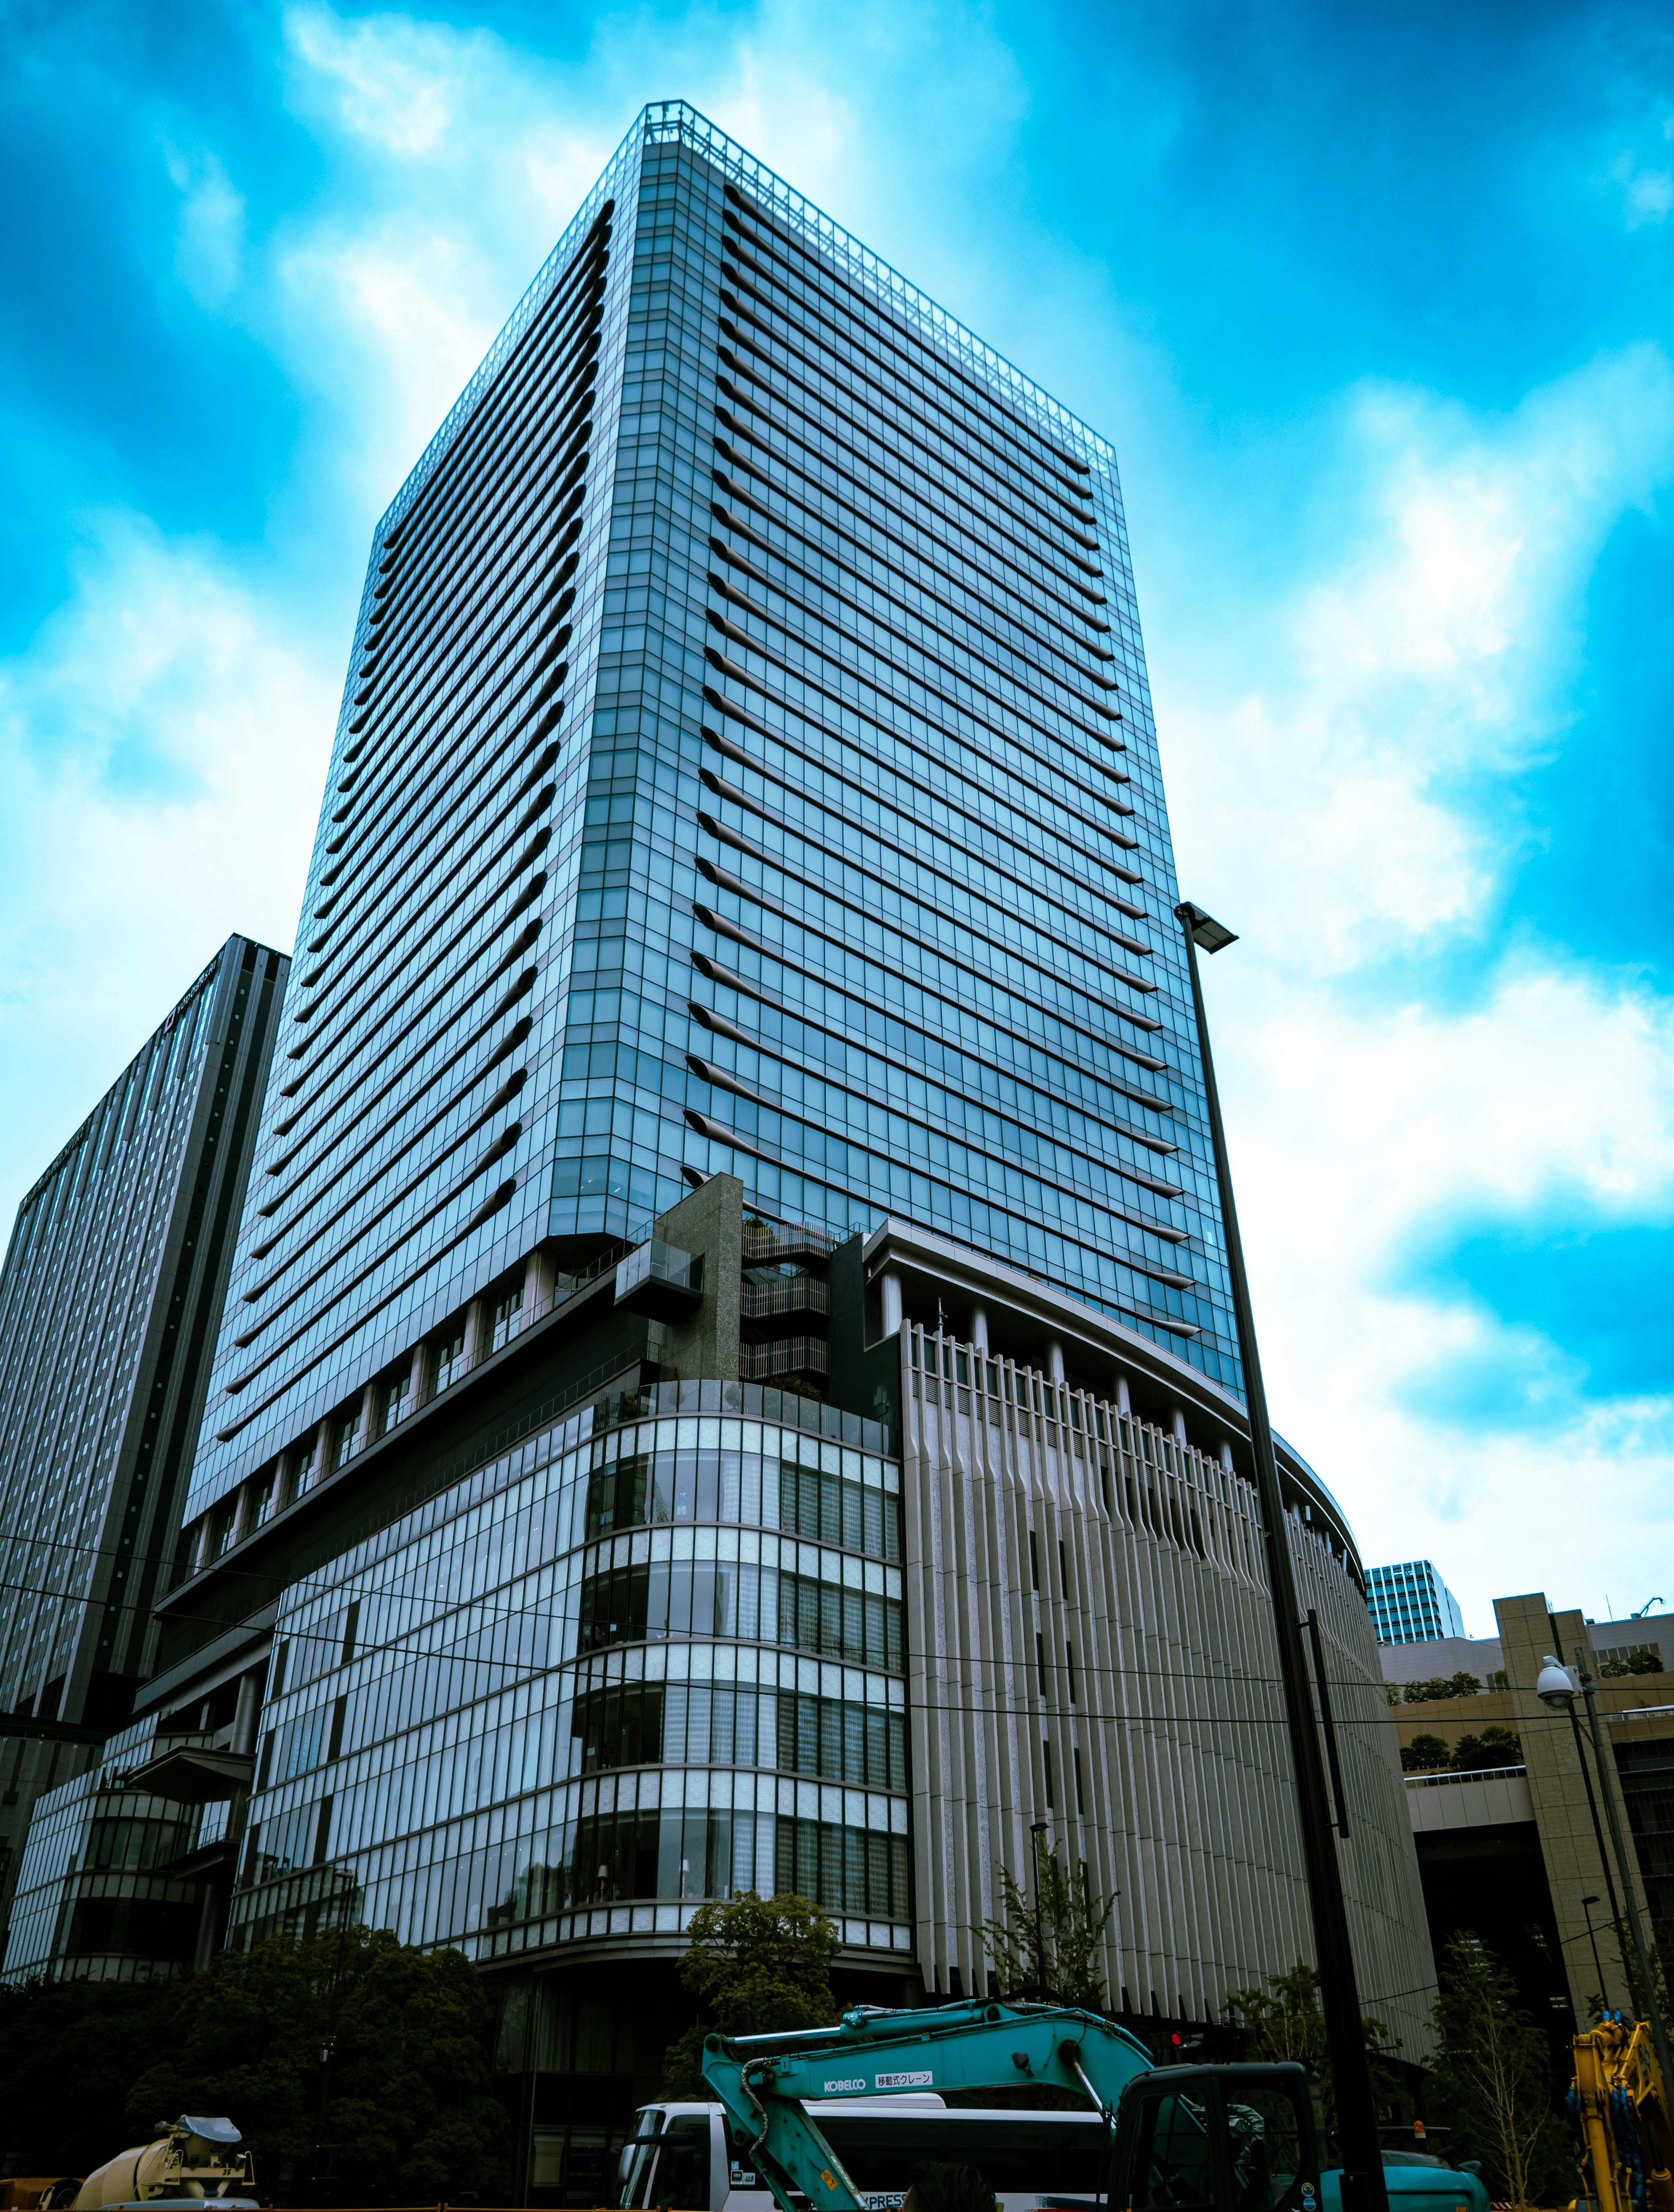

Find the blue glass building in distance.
xmin=183 ymin=98 xmax=1238 ymax=1543
xmin=1366 ymin=1560 xmax=1467 ymax=1645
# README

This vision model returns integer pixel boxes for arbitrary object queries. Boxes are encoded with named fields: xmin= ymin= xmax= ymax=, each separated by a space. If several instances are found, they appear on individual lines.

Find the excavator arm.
xmin=701 ymin=1999 xmax=1319 ymax=2212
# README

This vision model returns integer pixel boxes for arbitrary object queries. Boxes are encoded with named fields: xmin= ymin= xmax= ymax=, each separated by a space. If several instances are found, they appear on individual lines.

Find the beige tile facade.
xmin=900 ymin=1321 xmax=1436 ymax=2061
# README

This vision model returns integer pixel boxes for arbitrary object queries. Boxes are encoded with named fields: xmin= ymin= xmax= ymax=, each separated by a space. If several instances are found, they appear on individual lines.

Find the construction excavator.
xmin=699 ymin=1998 xmax=1490 ymax=2212
xmin=1571 ymin=2015 xmax=1674 ymax=2212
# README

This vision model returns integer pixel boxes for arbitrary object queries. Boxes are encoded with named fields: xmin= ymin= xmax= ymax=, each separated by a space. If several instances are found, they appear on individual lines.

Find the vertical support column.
xmin=525 ymin=1244 xmax=558 ymax=1322
xmin=970 ymin=1303 xmax=989 ymax=1353
xmin=231 ymin=1669 xmax=260 ymax=1757
xmin=879 ymin=1269 xmax=903 ymax=1338
xmin=407 ymin=1339 xmax=427 ymax=1412
xmin=1047 ymin=1340 xmax=1066 ymax=1385
xmin=461 ymin=1295 xmax=489 ymax=1371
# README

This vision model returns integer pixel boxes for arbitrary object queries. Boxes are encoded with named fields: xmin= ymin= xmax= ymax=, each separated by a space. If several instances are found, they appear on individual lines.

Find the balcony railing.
xmin=742 ymin=1218 xmax=835 ymax=1265
xmin=742 ymin=1277 xmax=831 ymax=1320
xmin=1404 ymin=1765 xmax=1527 ymax=1787
xmin=740 ymin=1335 xmax=831 ymax=1381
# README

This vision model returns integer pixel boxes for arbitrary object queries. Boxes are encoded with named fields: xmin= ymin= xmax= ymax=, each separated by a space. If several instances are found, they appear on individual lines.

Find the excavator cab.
xmin=1113 ymin=2063 xmax=1319 ymax=2212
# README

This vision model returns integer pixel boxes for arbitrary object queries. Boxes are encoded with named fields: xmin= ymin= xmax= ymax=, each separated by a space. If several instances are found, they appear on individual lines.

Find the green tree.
xmin=1450 ymin=1725 xmax=1522 ymax=1772
xmin=979 ymin=1833 xmax=1116 ymax=2012
xmin=1401 ymin=1733 xmax=1452 ymax=1773
xmin=661 ymin=1891 xmax=840 ymax=2096
xmin=1223 ymin=1962 xmax=1399 ymax=2127
xmin=1425 ymin=1936 xmax=1568 ymax=2209
xmin=1599 ymin=1648 xmax=1663 ymax=1678
xmin=0 ymin=1977 xmax=175 ymax=2176
xmin=123 ymin=1926 xmax=509 ymax=2205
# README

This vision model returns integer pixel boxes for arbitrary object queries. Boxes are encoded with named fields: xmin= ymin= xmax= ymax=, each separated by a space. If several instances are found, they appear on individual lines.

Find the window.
xmin=491 ymin=1288 xmax=524 ymax=1352
xmin=434 ymin=1326 xmax=466 ymax=1393
xmin=332 ymin=1411 xmax=360 ymax=1471
xmin=251 ymin=1472 xmax=277 ymax=1529
xmin=293 ymin=1437 xmax=319 ymax=1496
xmin=380 ymin=1369 xmax=409 ymax=1435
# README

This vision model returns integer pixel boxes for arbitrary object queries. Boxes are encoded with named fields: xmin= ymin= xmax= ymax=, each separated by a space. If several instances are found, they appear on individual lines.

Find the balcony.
xmin=740 ymin=1335 xmax=830 ymax=1382
xmin=741 ymin=1275 xmax=830 ymax=1331
xmin=613 ymin=1240 xmax=704 ymax=1319
xmin=742 ymin=1218 xmax=835 ymax=1266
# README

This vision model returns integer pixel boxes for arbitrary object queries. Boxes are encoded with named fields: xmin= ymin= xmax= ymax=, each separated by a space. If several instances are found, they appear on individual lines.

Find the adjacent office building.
xmin=1387 ymin=1598 xmax=1674 ymax=2015
xmin=0 ymin=935 xmax=286 ymax=1964
xmin=1366 ymin=1559 xmax=1466 ymax=1645
xmin=8 ymin=103 xmax=1435 ymax=2181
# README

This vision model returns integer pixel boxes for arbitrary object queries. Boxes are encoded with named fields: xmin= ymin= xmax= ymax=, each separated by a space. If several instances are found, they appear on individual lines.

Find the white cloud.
xmin=0 ymin=512 xmax=334 ymax=1222
xmin=1607 ymin=150 xmax=1674 ymax=228
xmin=1162 ymin=346 xmax=1674 ymax=972
xmin=1154 ymin=352 xmax=1674 ymax=1623
xmin=163 ymin=144 xmax=248 ymax=306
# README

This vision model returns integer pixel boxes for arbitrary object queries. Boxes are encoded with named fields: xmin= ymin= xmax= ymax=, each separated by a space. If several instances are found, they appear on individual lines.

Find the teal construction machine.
xmin=699 ymin=1998 xmax=1489 ymax=2212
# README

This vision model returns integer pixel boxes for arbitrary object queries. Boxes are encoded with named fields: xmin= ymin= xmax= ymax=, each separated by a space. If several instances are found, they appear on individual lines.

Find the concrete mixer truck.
xmin=68 ymin=2117 xmax=256 ymax=2212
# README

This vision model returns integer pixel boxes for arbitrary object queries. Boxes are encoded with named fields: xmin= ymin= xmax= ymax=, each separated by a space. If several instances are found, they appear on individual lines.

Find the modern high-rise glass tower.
xmin=0 ymin=934 xmax=286 ymax=1961
xmin=187 ymin=100 xmax=1234 ymax=1542
xmin=8 ymin=109 xmax=1435 ymax=2150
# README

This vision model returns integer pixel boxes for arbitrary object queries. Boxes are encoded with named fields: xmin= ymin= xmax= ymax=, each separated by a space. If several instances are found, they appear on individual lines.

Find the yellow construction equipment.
xmin=1572 ymin=2016 xmax=1674 ymax=2212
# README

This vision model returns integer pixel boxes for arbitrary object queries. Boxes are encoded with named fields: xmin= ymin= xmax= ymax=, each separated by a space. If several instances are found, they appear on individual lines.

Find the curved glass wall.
xmin=230 ymin=1387 xmax=911 ymax=1963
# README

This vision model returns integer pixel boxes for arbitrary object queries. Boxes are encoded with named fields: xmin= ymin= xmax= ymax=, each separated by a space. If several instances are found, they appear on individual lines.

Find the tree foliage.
xmin=1400 ymin=1733 xmax=1453 ymax=1773
xmin=1401 ymin=1726 xmax=1522 ymax=1774
xmin=1222 ymin=1962 xmax=1399 ymax=2128
xmin=978 ymin=1833 xmax=1115 ymax=2014
xmin=0 ymin=1929 xmax=509 ymax=2205
xmin=1425 ymin=1937 xmax=1568 ymax=2209
xmin=1401 ymin=1674 xmax=1484 ymax=1704
xmin=661 ymin=1890 xmax=840 ymax=2096
xmin=1599 ymin=1649 xmax=1664 ymax=1678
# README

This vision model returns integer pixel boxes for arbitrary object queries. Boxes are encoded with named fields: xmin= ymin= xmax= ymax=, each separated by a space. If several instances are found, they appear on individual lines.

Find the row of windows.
xmin=707 ymin=435 xmax=1126 ymax=802
xmin=701 ymin=665 xmax=1145 ymax=951
xmin=699 ymin=746 xmax=1151 ymax=1022
xmin=696 ymin=755 xmax=1163 ymax=1054
xmin=686 ymin=812 xmax=1171 ymax=1088
xmin=584 ymin=1447 xmax=901 ymax=1560
xmin=722 ymin=183 xmax=1091 ymax=513
xmin=577 ymin=1560 xmax=904 ymax=1670
xmin=683 ymin=1026 xmax=1189 ymax=1262
xmin=712 ymin=360 xmax=1117 ymax=727
xmin=572 ymin=1680 xmax=906 ymax=1791
xmin=721 ymin=192 xmax=1098 ymax=573
xmin=689 ymin=958 xmax=1174 ymax=1176
xmin=473 ymin=1803 xmax=906 ymax=1926
xmin=698 ymin=517 xmax=1128 ymax=822
xmin=273 ymin=713 xmax=560 ymax=1149
xmin=704 ymin=501 xmax=1138 ymax=844
xmin=708 ymin=281 xmax=1110 ymax=659
xmin=712 ymin=269 xmax=1102 ymax=577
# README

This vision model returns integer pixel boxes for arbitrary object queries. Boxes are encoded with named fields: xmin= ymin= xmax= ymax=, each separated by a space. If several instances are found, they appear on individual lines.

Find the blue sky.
xmin=2 ymin=0 xmax=1671 ymax=1633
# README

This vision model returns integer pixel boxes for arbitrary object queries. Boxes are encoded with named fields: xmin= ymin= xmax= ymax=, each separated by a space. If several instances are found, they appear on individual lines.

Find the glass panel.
xmin=1130 ymin=2090 xmax=1217 ymax=2212
xmin=1225 ymin=2087 xmax=1307 ymax=2212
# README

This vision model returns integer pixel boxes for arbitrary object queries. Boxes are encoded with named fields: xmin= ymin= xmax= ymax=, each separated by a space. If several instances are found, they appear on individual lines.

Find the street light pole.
xmin=1174 ymin=903 xmax=1388 ymax=2212
xmin=1581 ymin=1896 xmax=1606 ymax=2006
xmin=1030 ymin=1819 xmax=1051 ymax=2002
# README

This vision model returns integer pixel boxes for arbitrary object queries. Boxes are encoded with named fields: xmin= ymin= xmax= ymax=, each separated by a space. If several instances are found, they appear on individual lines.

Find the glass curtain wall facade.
xmin=190 ymin=99 xmax=1241 ymax=1549
xmin=1366 ymin=1560 xmax=1467 ymax=1645
xmin=227 ymin=1383 xmax=909 ymax=1961
xmin=0 ymin=936 xmax=285 ymax=1956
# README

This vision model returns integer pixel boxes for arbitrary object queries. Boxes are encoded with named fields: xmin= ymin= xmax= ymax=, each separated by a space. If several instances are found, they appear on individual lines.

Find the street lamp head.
xmin=1582 ymin=1896 xmax=1600 ymax=1907
xmin=1174 ymin=903 xmax=1239 ymax=954
xmin=1537 ymin=1655 xmax=1577 ymax=1709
